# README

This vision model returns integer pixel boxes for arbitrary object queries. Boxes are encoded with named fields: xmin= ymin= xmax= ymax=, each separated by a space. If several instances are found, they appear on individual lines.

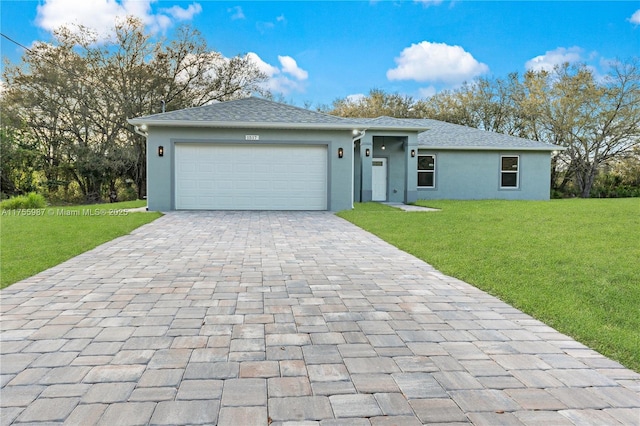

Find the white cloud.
xmin=387 ymin=41 xmax=489 ymax=85
xmin=346 ymin=93 xmax=366 ymax=103
xmin=246 ymin=52 xmax=280 ymax=78
xmin=247 ymin=52 xmax=308 ymax=95
xmin=629 ymin=9 xmax=640 ymax=25
xmin=162 ymin=3 xmax=201 ymax=21
xmin=279 ymin=56 xmax=308 ymax=80
xmin=228 ymin=6 xmax=245 ymax=20
xmin=525 ymin=46 xmax=583 ymax=72
xmin=35 ymin=0 xmax=202 ymax=40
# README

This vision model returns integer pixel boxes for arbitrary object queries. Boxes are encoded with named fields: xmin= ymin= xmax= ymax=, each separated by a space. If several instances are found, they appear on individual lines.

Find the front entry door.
xmin=372 ymin=158 xmax=387 ymax=201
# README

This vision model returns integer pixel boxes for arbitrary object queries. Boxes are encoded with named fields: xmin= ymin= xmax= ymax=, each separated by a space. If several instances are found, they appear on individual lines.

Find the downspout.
xmin=351 ymin=130 xmax=367 ymax=208
xmin=352 ymin=129 xmax=366 ymax=144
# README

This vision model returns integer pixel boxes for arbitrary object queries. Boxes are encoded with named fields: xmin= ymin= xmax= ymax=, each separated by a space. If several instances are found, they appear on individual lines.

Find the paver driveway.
xmin=1 ymin=211 xmax=639 ymax=425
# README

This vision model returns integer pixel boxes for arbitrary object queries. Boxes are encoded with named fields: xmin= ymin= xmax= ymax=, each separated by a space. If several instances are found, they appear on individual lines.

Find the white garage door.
xmin=175 ymin=144 xmax=328 ymax=210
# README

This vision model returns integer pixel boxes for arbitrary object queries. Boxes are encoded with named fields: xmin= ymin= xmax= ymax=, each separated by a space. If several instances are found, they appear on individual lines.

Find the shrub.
xmin=591 ymin=172 xmax=640 ymax=198
xmin=118 ymin=186 xmax=138 ymax=202
xmin=0 ymin=192 xmax=47 ymax=210
xmin=46 ymin=183 xmax=85 ymax=206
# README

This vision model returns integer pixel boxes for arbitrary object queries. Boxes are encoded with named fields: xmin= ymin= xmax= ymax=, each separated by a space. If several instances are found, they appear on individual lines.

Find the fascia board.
xmin=417 ymin=145 xmax=566 ymax=152
xmin=367 ymin=126 xmax=431 ymax=132
xmin=127 ymin=118 xmax=430 ymax=132
xmin=127 ymin=119 xmax=361 ymax=130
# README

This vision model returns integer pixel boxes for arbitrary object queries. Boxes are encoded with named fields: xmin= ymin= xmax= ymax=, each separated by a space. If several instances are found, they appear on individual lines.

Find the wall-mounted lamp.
xmin=338 ymin=147 xmax=344 ymax=158
xmin=381 ymin=144 xmax=386 ymax=150
xmin=158 ymin=146 xmax=164 ymax=157
xmin=411 ymin=149 xmax=416 ymax=157
xmin=365 ymin=148 xmax=370 ymax=157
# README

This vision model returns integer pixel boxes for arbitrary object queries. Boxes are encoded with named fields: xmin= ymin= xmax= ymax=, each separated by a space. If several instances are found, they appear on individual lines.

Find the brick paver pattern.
xmin=1 ymin=211 xmax=639 ymax=425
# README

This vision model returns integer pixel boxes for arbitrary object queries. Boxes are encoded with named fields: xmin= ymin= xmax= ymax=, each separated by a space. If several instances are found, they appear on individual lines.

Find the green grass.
xmin=338 ymin=199 xmax=640 ymax=372
xmin=1 ymin=200 xmax=161 ymax=288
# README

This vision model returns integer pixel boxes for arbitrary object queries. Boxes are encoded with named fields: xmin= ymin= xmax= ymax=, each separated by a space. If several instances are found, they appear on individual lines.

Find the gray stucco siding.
xmin=146 ymin=127 xmax=354 ymax=211
xmin=416 ymin=150 xmax=552 ymax=200
xmin=131 ymin=98 xmax=562 ymax=210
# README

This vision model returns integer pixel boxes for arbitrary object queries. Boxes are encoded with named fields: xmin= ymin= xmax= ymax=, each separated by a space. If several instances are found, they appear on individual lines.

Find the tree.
xmin=520 ymin=62 xmax=640 ymax=197
xmin=355 ymin=61 xmax=640 ymax=198
xmin=411 ymin=75 xmax=526 ymax=137
xmin=324 ymin=89 xmax=417 ymax=118
xmin=1 ymin=39 xmax=78 ymax=197
xmin=610 ymin=145 xmax=640 ymax=188
xmin=0 ymin=125 xmax=41 ymax=197
xmin=1 ymin=17 xmax=268 ymax=202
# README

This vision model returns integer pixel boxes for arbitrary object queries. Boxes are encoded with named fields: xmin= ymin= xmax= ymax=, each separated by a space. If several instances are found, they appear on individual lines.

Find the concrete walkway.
xmin=1 ymin=211 xmax=638 ymax=425
xmin=382 ymin=202 xmax=440 ymax=212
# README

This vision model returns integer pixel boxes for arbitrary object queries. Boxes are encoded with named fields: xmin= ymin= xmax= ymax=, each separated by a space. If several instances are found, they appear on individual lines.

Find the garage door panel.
xmin=199 ymin=181 xmax=215 ymax=191
xmin=253 ymin=180 xmax=272 ymax=191
xmin=175 ymin=144 xmax=327 ymax=210
xmin=254 ymin=164 xmax=271 ymax=174
xmin=177 ymin=179 xmax=197 ymax=190
xmin=235 ymin=180 xmax=254 ymax=191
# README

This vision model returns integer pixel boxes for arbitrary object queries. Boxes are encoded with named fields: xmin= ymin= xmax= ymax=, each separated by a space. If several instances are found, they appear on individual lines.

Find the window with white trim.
xmin=500 ymin=155 xmax=519 ymax=188
xmin=417 ymin=154 xmax=436 ymax=188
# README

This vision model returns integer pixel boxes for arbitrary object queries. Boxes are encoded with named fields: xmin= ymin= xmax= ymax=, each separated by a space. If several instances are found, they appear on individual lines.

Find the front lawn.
xmin=338 ymin=199 xmax=640 ymax=372
xmin=0 ymin=200 xmax=162 ymax=288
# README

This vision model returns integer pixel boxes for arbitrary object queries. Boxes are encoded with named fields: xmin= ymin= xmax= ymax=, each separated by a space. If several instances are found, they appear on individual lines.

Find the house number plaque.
xmin=245 ymin=135 xmax=260 ymax=140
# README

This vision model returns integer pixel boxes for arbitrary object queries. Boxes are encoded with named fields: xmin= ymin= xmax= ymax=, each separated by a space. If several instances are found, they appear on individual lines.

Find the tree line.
xmin=1 ymin=17 xmax=638 ymax=202
xmin=323 ymin=61 xmax=640 ymax=198
xmin=1 ymin=18 xmax=268 ymax=203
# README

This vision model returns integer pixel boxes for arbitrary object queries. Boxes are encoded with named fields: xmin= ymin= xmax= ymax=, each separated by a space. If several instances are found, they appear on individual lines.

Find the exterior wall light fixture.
xmin=365 ymin=148 xmax=370 ymax=157
xmin=338 ymin=147 xmax=344 ymax=158
xmin=158 ymin=146 xmax=164 ymax=157
xmin=411 ymin=149 xmax=416 ymax=157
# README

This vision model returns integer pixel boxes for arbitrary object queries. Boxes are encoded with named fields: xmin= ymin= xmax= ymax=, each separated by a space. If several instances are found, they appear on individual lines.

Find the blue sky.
xmin=1 ymin=1 xmax=639 ymax=108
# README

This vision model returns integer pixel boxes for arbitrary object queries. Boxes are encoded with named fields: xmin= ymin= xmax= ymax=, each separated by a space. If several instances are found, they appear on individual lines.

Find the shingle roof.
xmin=128 ymin=97 xmax=560 ymax=150
xmin=129 ymin=97 xmax=432 ymax=132
xmin=130 ymin=97 xmax=360 ymax=128
xmin=409 ymin=119 xmax=560 ymax=151
xmin=361 ymin=116 xmax=430 ymax=130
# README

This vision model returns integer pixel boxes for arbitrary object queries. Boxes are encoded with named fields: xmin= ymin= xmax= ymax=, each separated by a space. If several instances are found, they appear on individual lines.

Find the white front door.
xmin=372 ymin=158 xmax=387 ymax=201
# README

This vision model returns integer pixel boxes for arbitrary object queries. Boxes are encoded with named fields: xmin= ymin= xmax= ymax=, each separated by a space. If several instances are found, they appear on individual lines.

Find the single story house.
xmin=128 ymin=97 xmax=561 ymax=212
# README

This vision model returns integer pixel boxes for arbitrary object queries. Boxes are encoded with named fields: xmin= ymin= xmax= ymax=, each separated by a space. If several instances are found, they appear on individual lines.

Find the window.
xmin=418 ymin=155 xmax=436 ymax=188
xmin=500 ymin=155 xmax=519 ymax=188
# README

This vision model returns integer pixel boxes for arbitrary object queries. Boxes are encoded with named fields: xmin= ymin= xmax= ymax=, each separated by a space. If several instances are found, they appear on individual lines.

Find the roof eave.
xmin=127 ymin=118 xmax=429 ymax=132
xmin=417 ymin=145 xmax=565 ymax=151
xmin=369 ymin=126 xmax=431 ymax=132
xmin=127 ymin=118 xmax=364 ymax=130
